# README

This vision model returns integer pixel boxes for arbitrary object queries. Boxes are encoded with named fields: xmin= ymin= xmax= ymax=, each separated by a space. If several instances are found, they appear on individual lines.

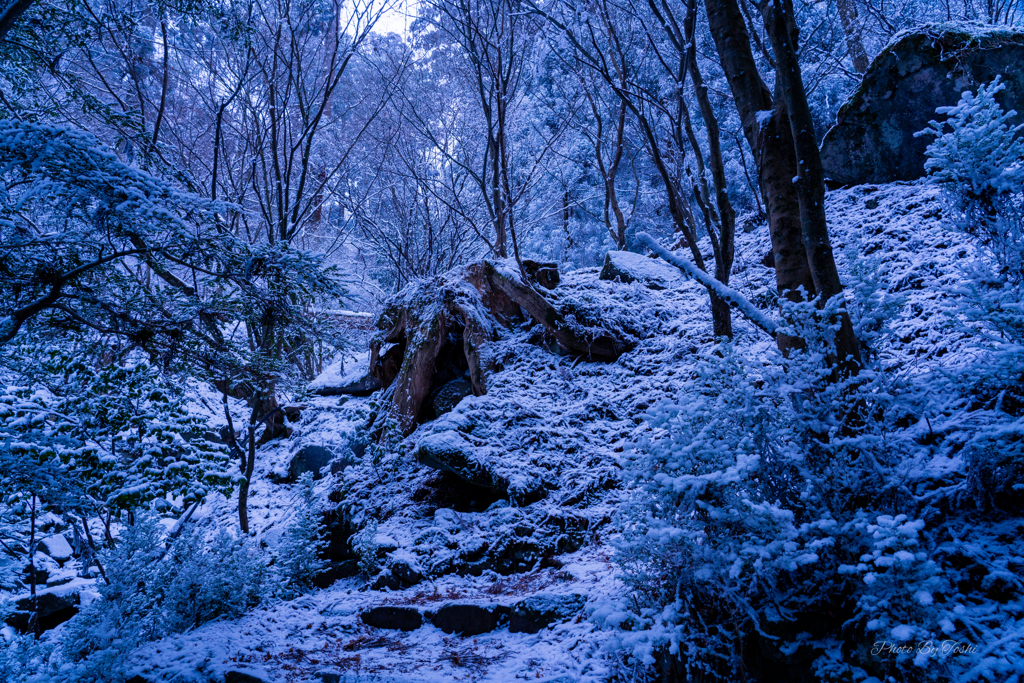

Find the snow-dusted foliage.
xmin=276 ymin=472 xmax=328 ymax=592
xmin=0 ymin=177 xmax=1006 ymax=682
xmin=593 ymin=80 xmax=1024 ymax=682
xmin=601 ymin=298 xmax=905 ymax=679
xmin=6 ymin=0 xmax=1024 ymax=677
xmin=58 ymin=516 xmax=265 ymax=683
xmin=918 ymin=77 xmax=1024 ymax=206
xmin=604 ymin=297 xmax=1024 ymax=680
xmin=0 ymin=346 xmax=235 ymax=514
xmin=917 ymin=78 xmax=1024 ymax=512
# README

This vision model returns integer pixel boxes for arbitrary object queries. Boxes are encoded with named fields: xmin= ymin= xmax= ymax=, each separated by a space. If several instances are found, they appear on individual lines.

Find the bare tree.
xmin=190 ymin=0 xmax=391 ymax=532
xmin=835 ymin=0 xmax=870 ymax=73
xmin=530 ymin=0 xmax=740 ymax=338
xmin=418 ymin=0 xmax=566 ymax=270
xmin=350 ymin=47 xmax=485 ymax=290
xmin=704 ymin=0 xmax=860 ymax=371
xmin=564 ymin=52 xmax=640 ymax=250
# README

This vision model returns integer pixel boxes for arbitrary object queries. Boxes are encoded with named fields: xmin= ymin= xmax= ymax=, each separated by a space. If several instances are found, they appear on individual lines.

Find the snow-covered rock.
xmin=360 ymin=605 xmax=423 ymax=631
xmin=36 ymin=533 xmax=74 ymax=564
xmin=599 ymin=250 xmax=685 ymax=290
xmin=428 ymin=602 xmax=508 ymax=636
xmin=821 ymin=23 xmax=1024 ymax=185
xmin=510 ymin=593 xmax=587 ymax=634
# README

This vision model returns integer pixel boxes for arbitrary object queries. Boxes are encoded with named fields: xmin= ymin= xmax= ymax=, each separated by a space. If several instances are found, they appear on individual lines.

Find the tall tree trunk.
xmin=836 ymin=0 xmax=869 ymax=73
xmin=684 ymin=2 xmax=736 ymax=338
xmin=710 ymin=293 xmax=733 ymax=339
xmin=703 ymin=0 xmax=819 ymax=356
xmin=607 ymin=100 xmax=629 ymax=250
xmin=762 ymin=0 xmax=861 ymax=373
xmin=489 ymin=134 xmax=507 ymax=257
xmin=28 ymin=494 xmax=38 ymax=638
xmin=238 ymin=407 xmax=258 ymax=534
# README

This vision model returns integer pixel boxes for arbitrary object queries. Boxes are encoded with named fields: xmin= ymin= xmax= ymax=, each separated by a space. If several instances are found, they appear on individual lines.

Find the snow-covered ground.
xmin=9 ymin=180 xmax=1010 ymax=682
xmin=124 ymin=550 xmax=621 ymax=683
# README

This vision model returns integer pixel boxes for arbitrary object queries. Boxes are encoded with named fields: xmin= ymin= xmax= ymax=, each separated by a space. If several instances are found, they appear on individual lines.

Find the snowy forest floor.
xmin=7 ymin=180 xmax=1003 ymax=682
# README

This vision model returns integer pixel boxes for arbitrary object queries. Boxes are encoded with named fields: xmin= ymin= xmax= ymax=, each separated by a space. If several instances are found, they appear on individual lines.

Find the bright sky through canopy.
xmin=374 ymin=0 xmax=416 ymax=35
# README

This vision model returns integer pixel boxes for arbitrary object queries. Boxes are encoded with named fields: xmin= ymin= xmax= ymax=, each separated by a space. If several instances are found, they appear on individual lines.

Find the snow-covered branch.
xmin=636 ymin=232 xmax=778 ymax=338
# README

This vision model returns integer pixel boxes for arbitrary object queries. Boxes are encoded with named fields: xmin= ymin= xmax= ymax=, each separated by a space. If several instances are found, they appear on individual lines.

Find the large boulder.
xmin=820 ymin=24 xmax=1024 ymax=186
xmin=414 ymin=432 xmax=509 ymax=493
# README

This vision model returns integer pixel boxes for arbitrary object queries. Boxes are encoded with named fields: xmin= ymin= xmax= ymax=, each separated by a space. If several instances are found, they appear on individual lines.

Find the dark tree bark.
xmin=237 ymin=410 xmax=258 ymax=534
xmin=704 ymin=0 xmax=809 ymax=352
xmin=578 ymin=71 xmax=631 ymax=250
xmin=761 ymin=0 xmax=861 ymax=373
xmin=681 ymin=0 xmax=738 ymax=339
xmin=836 ymin=0 xmax=869 ymax=73
xmin=704 ymin=0 xmax=860 ymax=371
xmin=0 ymin=0 xmax=34 ymax=43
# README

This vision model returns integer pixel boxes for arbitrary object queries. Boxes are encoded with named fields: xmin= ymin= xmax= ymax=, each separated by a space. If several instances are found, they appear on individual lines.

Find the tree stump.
xmin=358 ymin=260 xmax=634 ymax=438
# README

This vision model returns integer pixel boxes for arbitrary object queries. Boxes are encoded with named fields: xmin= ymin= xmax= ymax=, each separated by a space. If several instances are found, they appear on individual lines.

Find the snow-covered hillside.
xmin=10 ymin=179 xmax=1002 ymax=683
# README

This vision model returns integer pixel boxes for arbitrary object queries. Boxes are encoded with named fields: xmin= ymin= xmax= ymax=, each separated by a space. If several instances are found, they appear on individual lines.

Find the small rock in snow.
xmin=427 ymin=603 xmax=509 ymax=636
xmin=360 ymin=606 xmax=423 ymax=631
xmin=36 ymin=534 xmax=74 ymax=564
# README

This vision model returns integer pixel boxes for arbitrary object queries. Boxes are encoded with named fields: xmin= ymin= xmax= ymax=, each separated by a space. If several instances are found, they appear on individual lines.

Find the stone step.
xmin=358 ymin=593 xmax=586 ymax=637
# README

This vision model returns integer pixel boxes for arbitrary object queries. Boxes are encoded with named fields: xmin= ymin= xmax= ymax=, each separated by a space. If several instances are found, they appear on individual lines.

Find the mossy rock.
xmin=820 ymin=23 xmax=1024 ymax=186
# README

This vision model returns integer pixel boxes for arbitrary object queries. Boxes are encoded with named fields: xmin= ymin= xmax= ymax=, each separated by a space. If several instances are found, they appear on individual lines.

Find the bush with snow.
xmin=596 ymin=81 xmax=1024 ymax=681
xmin=57 ymin=516 xmax=265 ymax=683
xmin=918 ymin=77 xmax=1024 ymax=513
xmin=276 ymin=472 xmax=329 ymax=593
xmin=0 ymin=346 xmax=236 ymax=516
xmin=602 ymin=298 xmax=891 ymax=679
xmin=602 ymin=289 xmax=1024 ymax=681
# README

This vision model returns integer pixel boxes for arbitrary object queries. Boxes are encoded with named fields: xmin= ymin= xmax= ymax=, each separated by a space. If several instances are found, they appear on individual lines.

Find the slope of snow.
xmin=11 ymin=180 xmax=1007 ymax=682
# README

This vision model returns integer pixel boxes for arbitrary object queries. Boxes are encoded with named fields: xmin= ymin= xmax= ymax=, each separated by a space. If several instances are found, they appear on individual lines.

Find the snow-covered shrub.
xmin=0 ymin=346 xmax=236 ymax=514
xmin=918 ymin=77 xmax=1024 ymax=512
xmin=835 ymin=514 xmax=957 ymax=677
xmin=601 ymin=343 xmax=794 ymax=679
xmin=351 ymin=518 xmax=381 ymax=578
xmin=158 ymin=526 xmax=267 ymax=632
xmin=918 ymin=77 xmax=1024 ymax=196
xmin=60 ymin=516 xmax=265 ymax=682
xmin=917 ymin=75 xmax=1024 ymax=314
xmin=0 ymin=617 xmax=55 ymax=683
xmin=277 ymin=472 xmax=328 ymax=592
xmin=601 ymin=298 xmax=926 ymax=680
xmin=59 ymin=517 xmax=166 ymax=682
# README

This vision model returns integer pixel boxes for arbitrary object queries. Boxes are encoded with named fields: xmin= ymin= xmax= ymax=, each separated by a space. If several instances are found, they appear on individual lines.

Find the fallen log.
xmin=313 ymin=376 xmax=381 ymax=397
